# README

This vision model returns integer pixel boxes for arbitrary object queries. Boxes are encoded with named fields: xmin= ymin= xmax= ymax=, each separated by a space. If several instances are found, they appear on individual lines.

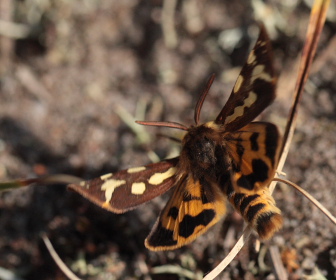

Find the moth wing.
xmin=224 ymin=122 xmax=283 ymax=239
xmin=68 ymin=157 xmax=179 ymax=213
xmin=215 ymin=25 xmax=276 ymax=131
xmin=145 ymin=175 xmax=226 ymax=251
xmin=225 ymin=122 xmax=281 ymax=193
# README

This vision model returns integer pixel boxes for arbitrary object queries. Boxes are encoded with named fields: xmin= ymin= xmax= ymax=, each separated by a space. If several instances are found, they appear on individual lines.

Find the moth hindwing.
xmin=69 ymin=24 xmax=282 ymax=251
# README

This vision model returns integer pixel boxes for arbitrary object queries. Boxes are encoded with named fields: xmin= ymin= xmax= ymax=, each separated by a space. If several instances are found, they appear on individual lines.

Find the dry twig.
xmin=269 ymin=245 xmax=288 ymax=280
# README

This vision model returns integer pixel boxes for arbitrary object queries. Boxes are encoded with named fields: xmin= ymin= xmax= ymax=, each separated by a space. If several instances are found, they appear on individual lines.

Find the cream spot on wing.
xmin=233 ymin=75 xmax=244 ymax=93
xmin=127 ymin=166 xmax=146 ymax=173
xmin=251 ymin=65 xmax=272 ymax=83
xmin=252 ymin=65 xmax=264 ymax=76
xmin=79 ymin=181 xmax=86 ymax=187
xmin=131 ymin=182 xmax=146 ymax=195
xmin=224 ymin=91 xmax=257 ymax=124
xmin=101 ymin=179 xmax=126 ymax=203
xmin=247 ymin=50 xmax=256 ymax=65
xmin=148 ymin=167 xmax=177 ymax=185
xmin=257 ymin=41 xmax=266 ymax=47
xmin=100 ymin=173 xmax=113 ymax=180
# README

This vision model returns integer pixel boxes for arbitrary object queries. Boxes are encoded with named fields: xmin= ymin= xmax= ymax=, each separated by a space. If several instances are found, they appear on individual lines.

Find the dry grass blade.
xmin=269 ymin=246 xmax=288 ymax=280
xmin=162 ymin=0 xmax=178 ymax=48
xmin=203 ymin=0 xmax=330 ymax=279
xmin=274 ymin=0 xmax=331 ymax=184
xmin=0 ymin=174 xmax=82 ymax=192
xmin=273 ymin=178 xmax=336 ymax=225
xmin=41 ymin=233 xmax=82 ymax=280
xmin=152 ymin=265 xmax=202 ymax=279
xmin=0 ymin=266 xmax=25 ymax=280
xmin=115 ymin=105 xmax=151 ymax=145
xmin=203 ymin=228 xmax=251 ymax=280
xmin=0 ymin=19 xmax=30 ymax=39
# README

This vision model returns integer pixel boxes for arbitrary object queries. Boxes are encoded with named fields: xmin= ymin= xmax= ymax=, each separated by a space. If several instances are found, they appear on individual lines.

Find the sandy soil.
xmin=0 ymin=1 xmax=335 ymax=279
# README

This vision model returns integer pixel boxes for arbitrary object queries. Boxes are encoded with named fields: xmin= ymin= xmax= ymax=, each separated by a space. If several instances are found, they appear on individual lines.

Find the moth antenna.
xmin=135 ymin=120 xmax=189 ymax=131
xmin=194 ymin=74 xmax=216 ymax=126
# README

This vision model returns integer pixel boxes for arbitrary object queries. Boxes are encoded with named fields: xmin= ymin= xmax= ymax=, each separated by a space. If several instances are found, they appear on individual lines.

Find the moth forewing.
xmin=215 ymin=24 xmax=276 ymax=132
xmin=68 ymin=157 xmax=179 ymax=213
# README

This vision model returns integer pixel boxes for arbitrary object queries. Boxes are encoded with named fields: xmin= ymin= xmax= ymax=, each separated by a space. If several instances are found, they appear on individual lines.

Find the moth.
xmin=69 ymin=25 xmax=283 ymax=251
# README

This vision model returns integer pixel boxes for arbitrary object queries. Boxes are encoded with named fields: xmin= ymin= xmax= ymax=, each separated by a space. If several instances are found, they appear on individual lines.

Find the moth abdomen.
xmin=255 ymin=212 xmax=283 ymax=240
xmin=229 ymin=190 xmax=282 ymax=240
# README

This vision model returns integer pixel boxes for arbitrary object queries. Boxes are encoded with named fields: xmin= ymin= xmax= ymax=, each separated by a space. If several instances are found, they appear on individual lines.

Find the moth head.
xmin=182 ymin=126 xmax=217 ymax=169
xmin=135 ymin=75 xmax=218 ymax=174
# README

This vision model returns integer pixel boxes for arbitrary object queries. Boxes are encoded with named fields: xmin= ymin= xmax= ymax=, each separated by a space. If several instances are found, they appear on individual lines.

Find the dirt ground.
xmin=0 ymin=1 xmax=336 ymax=279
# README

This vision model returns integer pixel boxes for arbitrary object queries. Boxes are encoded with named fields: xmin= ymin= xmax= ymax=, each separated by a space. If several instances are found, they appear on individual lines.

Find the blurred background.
xmin=0 ymin=0 xmax=335 ymax=279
